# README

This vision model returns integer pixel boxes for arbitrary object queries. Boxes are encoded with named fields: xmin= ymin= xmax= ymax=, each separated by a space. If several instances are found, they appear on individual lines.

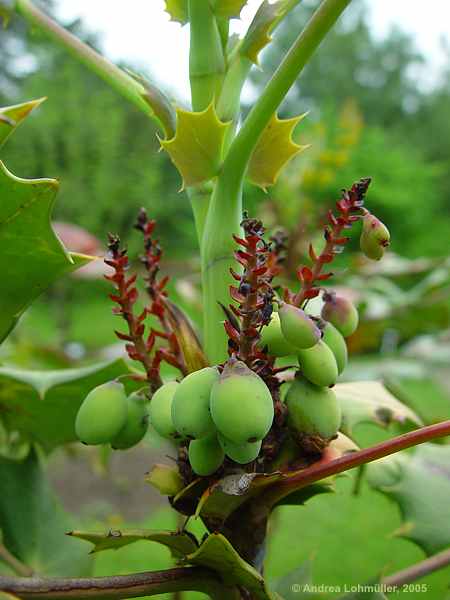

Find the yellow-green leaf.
xmin=160 ymin=103 xmax=230 ymax=188
xmin=247 ymin=112 xmax=308 ymax=189
xmin=164 ymin=0 xmax=188 ymax=24
xmin=0 ymin=98 xmax=45 ymax=149
xmin=212 ymin=0 xmax=248 ymax=19
xmin=69 ymin=528 xmax=198 ymax=558
xmin=240 ymin=0 xmax=290 ymax=64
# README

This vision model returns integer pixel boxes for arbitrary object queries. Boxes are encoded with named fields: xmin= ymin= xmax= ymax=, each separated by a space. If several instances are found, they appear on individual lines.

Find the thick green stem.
xmin=14 ymin=0 xmax=162 ymax=128
xmin=0 ymin=567 xmax=238 ymax=600
xmin=187 ymin=185 xmax=213 ymax=248
xmin=202 ymin=0 xmax=352 ymax=361
xmin=188 ymin=0 xmax=225 ymax=111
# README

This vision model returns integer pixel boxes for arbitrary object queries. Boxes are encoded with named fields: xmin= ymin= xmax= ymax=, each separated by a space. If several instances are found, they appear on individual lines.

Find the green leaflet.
xmin=160 ymin=103 xmax=230 ymax=188
xmin=0 ymin=359 xmax=140 ymax=452
xmin=0 ymin=449 xmax=92 ymax=576
xmin=247 ymin=112 xmax=308 ymax=189
xmin=367 ymin=442 xmax=450 ymax=555
xmin=335 ymin=381 xmax=423 ymax=437
xmin=164 ymin=0 xmax=248 ymax=24
xmin=0 ymin=100 xmax=94 ymax=343
xmin=0 ymin=98 xmax=46 ymax=149
xmin=186 ymin=533 xmax=277 ymax=599
xmin=68 ymin=528 xmax=198 ymax=558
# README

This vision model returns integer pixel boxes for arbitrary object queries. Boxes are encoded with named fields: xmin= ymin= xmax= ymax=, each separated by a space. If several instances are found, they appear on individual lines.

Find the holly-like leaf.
xmin=240 ymin=0 xmax=292 ymax=64
xmin=68 ymin=528 xmax=198 ymax=558
xmin=367 ymin=443 xmax=450 ymax=555
xmin=247 ymin=112 xmax=308 ymax=190
xmin=212 ymin=0 xmax=248 ymax=19
xmin=163 ymin=0 xmax=188 ymax=24
xmin=195 ymin=471 xmax=282 ymax=525
xmin=186 ymin=533 xmax=277 ymax=599
xmin=0 ymin=164 xmax=93 ymax=342
xmin=160 ymin=103 xmax=230 ymax=188
xmin=0 ymin=98 xmax=45 ymax=149
xmin=0 ymin=359 xmax=139 ymax=452
xmin=0 ymin=450 xmax=92 ymax=576
xmin=335 ymin=381 xmax=423 ymax=437
xmin=145 ymin=463 xmax=185 ymax=497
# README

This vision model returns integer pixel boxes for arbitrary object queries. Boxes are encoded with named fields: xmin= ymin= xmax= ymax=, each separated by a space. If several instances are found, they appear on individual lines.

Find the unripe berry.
xmin=75 ymin=381 xmax=127 ymax=445
xmin=321 ymin=292 xmax=359 ymax=338
xmin=210 ymin=359 xmax=274 ymax=444
xmin=188 ymin=433 xmax=224 ymax=476
xmin=322 ymin=322 xmax=348 ymax=374
xmin=278 ymin=303 xmax=321 ymax=350
xmin=286 ymin=377 xmax=341 ymax=452
xmin=171 ymin=367 xmax=219 ymax=439
xmin=260 ymin=312 xmax=297 ymax=357
xmin=111 ymin=391 xmax=149 ymax=450
xmin=149 ymin=381 xmax=179 ymax=440
xmin=297 ymin=340 xmax=338 ymax=387
xmin=360 ymin=212 xmax=390 ymax=261
xmin=218 ymin=433 xmax=262 ymax=465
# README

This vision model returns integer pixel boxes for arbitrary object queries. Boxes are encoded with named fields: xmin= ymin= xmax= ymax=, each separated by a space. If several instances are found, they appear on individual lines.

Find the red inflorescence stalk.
xmin=105 ymin=234 xmax=162 ymax=390
xmin=286 ymin=178 xmax=371 ymax=307
xmin=135 ymin=209 xmax=187 ymax=377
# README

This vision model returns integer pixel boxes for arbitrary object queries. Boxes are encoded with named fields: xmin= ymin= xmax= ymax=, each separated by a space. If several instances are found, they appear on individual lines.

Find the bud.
xmin=321 ymin=321 xmax=348 ymax=374
xmin=148 ymin=381 xmax=179 ymax=440
xmin=278 ymin=302 xmax=321 ymax=350
xmin=321 ymin=292 xmax=359 ymax=338
xmin=297 ymin=340 xmax=338 ymax=388
xmin=360 ymin=211 xmax=390 ymax=261
xmin=260 ymin=311 xmax=298 ymax=357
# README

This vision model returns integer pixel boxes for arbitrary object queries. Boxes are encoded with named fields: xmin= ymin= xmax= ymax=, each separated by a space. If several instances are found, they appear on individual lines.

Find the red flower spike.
xmin=290 ymin=178 xmax=371 ymax=308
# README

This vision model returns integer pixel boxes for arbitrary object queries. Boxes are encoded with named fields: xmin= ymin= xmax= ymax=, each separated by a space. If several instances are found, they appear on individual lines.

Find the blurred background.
xmin=1 ymin=0 xmax=450 ymax=597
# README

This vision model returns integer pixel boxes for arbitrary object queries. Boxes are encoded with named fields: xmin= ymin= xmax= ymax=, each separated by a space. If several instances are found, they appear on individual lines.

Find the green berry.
xmin=297 ymin=340 xmax=338 ymax=387
xmin=75 ymin=381 xmax=127 ymax=445
xmin=171 ymin=367 xmax=219 ymax=439
xmin=149 ymin=381 xmax=179 ymax=440
xmin=210 ymin=359 xmax=274 ymax=444
xmin=322 ymin=322 xmax=348 ymax=374
xmin=111 ymin=391 xmax=149 ymax=450
xmin=321 ymin=292 xmax=359 ymax=338
xmin=360 ymin=212 xmax=390 ymax=261
xmin=188 ymin=433 xmax=224 ymax=476
xmin=218 ymin=433 xmax=262 ymax=464
xmin=279 ymin=303 xmax=321 ymax=350
xmin=260 ymin=312 xmax=298 ymax=357
xmin=286 ymin=377 xmax=341 ymax=451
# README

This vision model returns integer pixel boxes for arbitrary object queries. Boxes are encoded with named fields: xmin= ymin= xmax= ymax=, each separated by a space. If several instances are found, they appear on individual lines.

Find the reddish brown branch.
xmin=382 ymin=547 xmax=450 ymax=588
xmin=265 ymin=420 xmax=450 ymax=506
xmin=0 ymin=567 xmax=233 ymax=600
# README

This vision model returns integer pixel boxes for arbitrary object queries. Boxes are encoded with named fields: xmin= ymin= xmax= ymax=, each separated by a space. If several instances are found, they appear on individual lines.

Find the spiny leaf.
xmin=335 ymin=381 xmax=423 ymax=437
xmin=164 ymin=0 xmax=188 ymax=24
xmin=0 ymin=359 xmax=140 ymax=452
xmin=0 ymin=163 xmax=93 ymax=342
xmin=160 ymin=103 xmax=230 ymax=188
xmin=186 ymin=533 xmax=277 ymax=599
xmin=247 ymin=112 xmax=308 ymax=189
xmin=0 ymin=449 xmax=92 ymax=576
xmin=0 ymin=98 xmax=46 ymax=149
xmin=68 ymin=528 xmax=198 ymax=558
xmin=195 ymin=471 xmax=282 ymax=524
xmin=212 ymin=0 xmax=248 ymax=19
xmin=367 ymin=443 xmax=450 ymax=555
xmin=145 ymin=463 xmax=185 ymax=497
xmin=240 ymin=0 xmax=292 ymax=64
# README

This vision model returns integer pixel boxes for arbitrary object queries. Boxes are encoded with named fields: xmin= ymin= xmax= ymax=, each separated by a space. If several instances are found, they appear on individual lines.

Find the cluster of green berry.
xmin=75 ymin=382 xmax=148 ymax=450
xmin=148 ymin=360 xmax=273 ymax=476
